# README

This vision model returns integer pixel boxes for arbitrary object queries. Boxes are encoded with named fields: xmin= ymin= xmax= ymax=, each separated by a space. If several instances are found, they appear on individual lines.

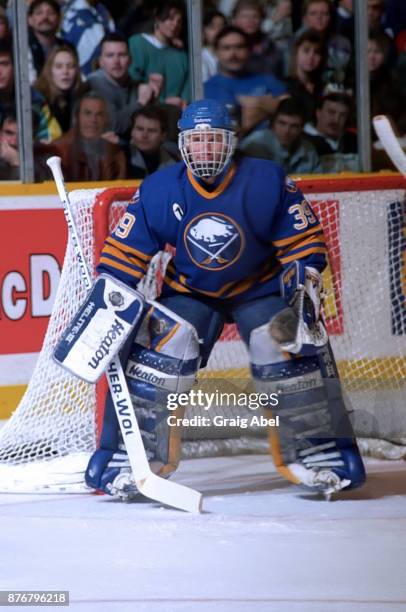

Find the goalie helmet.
xmin=178 ymin=99 xmax=237 ymax=178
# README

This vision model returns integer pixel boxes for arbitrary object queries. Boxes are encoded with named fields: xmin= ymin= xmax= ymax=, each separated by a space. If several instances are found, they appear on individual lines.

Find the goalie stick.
xmin=372 ymin=115 xmax=406 ymax=176
xmin=46 ymin=156 xmax=202 ymax=513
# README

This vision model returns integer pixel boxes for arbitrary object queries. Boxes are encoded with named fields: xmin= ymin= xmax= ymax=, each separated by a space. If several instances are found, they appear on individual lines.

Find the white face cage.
xmin=178 ymin=127 xmax=237 ymax=178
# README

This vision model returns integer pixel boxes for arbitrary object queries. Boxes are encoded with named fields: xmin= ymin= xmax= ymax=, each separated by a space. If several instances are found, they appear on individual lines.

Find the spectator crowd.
xmin=0 ymin=0 xmax=405 ymax=181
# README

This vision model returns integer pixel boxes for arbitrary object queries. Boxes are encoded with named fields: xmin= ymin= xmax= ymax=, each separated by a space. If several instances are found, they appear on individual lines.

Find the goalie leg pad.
xmin=249 ymin=323 xmax=365 ymax=492
xmin=85 ymin=302 xmax=201 ymax=497
xmin=125 ymin=302 xmax=201 ymax=474
xmin=126 ymin=300 xmax=201 ymax=400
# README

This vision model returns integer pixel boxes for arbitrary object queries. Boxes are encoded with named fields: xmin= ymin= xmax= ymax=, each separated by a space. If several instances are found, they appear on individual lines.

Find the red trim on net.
xmin=296 ymin=173 xmax=406 ymax=193
xmin=95 ymin=377 xmax=109 ymax=445
xmin=93 ymin=187 xmax=137 ymax=266
xmin=93 ymin=186 xmax=137 ymax=443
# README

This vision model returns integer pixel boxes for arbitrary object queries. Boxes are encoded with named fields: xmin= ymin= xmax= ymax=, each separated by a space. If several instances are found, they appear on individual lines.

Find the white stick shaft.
xmin=46 ymin=157 xmax=92 ymax=290
xmin=46 ymin=157 xmax=202 ymax=512
xmin=372 ymin=115 xmax=406 ymax=176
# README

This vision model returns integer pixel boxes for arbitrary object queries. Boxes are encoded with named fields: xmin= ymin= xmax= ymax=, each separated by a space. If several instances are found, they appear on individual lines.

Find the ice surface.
xmin=0 ymin=455 xmax=405 ymax=612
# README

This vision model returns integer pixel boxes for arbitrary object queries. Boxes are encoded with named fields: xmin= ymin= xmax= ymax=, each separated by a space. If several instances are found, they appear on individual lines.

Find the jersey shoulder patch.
xmin=285 ymin=177 xmax=298 ymax=193
xmin=129 ymin=188 xmax=140 ymax=206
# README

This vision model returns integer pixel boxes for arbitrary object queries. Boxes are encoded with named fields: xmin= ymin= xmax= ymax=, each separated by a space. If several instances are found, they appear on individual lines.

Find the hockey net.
xmin=0 ymin=175 xmax=405 ymax=492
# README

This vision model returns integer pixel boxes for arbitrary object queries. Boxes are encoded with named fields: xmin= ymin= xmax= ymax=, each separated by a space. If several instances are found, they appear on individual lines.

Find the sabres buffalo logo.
xmin=184 ymin=213 xmax=244 ymax=270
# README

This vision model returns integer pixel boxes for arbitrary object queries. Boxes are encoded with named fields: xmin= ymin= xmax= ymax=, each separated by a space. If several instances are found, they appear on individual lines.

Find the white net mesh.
xmin=312 ymin=188 xmax=406 ymax=458
xmin=0 ymin=179 xmax=405 ymax=491
xmin=0 ymin=191 xmax=98 ymax=478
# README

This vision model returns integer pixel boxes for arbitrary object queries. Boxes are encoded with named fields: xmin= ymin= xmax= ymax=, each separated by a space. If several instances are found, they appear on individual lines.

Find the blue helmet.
xmin=178 ymin=99 xmax=234 ymax=131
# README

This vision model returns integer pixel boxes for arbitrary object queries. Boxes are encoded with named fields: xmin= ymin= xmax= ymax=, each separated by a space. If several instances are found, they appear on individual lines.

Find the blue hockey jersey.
xmin=98 ymin=157 xmax=327 ymax=301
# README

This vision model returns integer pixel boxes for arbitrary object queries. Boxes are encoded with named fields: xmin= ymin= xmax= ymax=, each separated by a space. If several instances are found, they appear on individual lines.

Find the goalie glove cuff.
xmin=273 ymin=262 xmax=328 ymax=354
xmin=279 ymin=261 xmax=323 ymax=322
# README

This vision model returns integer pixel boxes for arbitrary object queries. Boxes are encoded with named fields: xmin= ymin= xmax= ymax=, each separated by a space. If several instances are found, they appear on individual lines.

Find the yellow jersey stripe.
xmin=276 ymin=233 xmax=326 ymax=257
xmin=106 ymin=236 xmax=153 ymax=262
xmin=272 ymin=224 xmax=323 ymax=247
xmin=99 ymin=256 xmax=145 ymax=280
xmin=102 ymin=244 xmax=148 ymax=272
xmin=163 ymin=276 xmax=192 ymax=293
xmin=278 ymin=246 xmax=327 ymax=264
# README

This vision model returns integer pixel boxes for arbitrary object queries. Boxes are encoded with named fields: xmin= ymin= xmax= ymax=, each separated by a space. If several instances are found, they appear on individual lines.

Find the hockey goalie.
xmin=55 ymin=98 xmax=366 ymax=501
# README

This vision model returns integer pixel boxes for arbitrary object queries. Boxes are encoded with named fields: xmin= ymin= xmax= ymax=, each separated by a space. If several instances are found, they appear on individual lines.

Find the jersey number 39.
xmin=288 ymin=200 xmax=317 ymax=230
xmin=115 ymin=213 xmax=136 ymax=239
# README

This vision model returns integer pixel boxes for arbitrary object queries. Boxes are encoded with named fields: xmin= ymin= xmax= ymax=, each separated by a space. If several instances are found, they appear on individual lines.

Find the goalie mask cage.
xmin=0 ymin=175 xmax=405 ymax=492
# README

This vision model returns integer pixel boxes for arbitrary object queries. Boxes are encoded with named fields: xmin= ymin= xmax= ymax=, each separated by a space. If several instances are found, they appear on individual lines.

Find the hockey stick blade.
xmin=106 ymin=359 xmax=202 ymax=513
xmin=372 ymin=115 xmax=406 ymax=176
xmin=140 ymin=474 xmax=203 ymax=513
xmin=46 ymin=156 xmax=203 ymax=513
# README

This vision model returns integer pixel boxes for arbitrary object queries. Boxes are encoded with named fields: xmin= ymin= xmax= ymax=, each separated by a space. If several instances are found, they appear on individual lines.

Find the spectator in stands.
xmin=368 ymin=30 xmax=391 ymax=73
xmin=232 ymin=0 xmax=284 ymax=78
xmin=298 ymin=0 xmax=352 ymax=85
xmin=304 ymin=90 xmax=358 ymax=171
xmin=287 ymin=0 xmax=305 ymax=31
xmin=260 ymin=1 xmax=293 ymax=77
xmin=88 ymin=33 xmax=162 ymax=142
xmin=304 ymin=91 xmax=355 ymax=154
xmin=204 ymin=26 xmax=287 ymax=133
xmin=126 ymin=105 xmax=178 ymax=179
xmin=61 ymin=0 xmax=115 ymax=77
xmin=202 ymin=8 xmax=226 ymax=83
xmin=0 ymin=106 xmax=18 ymax=179
xmin=0 ymin=40 xmax=14 ymax=115
xmin=286 ymin=30 xmax=326 ymax=123
xmin=0 ymin=7 xmax=11 ymax=43
xmin=336 ymin=0 xmax=354 ymax=44
xmin=262 ymin=1 xmax=293 ymax=48
xmin=98 ymin=0 xmax=134 ymax=23
xmin=384 ymin=0 xmax=406 ymax=39
xmin=368 ymin=31 xmax=406 ymax=133
xmin=27 ymin=0 xmax=68 ymax=85
xmin=367 ymin=0 xmax=386 ymax=34
xmin=0 ymin=104 xmax=58 ymax=180
xmin=32 ymin=44 xmax=88 ymax=141
xmin=51 ymin=91 xmax=126 ymax=181
xmin=299 ymin=0 xmax=331 ymax=36
xmin=117 ymin=1 xmax=159 ymax=39
xmin=396 ymin=31 xmax=406 ymax=105
xmin=128 ymin=1 xmax=189 ymax=109
xmin=240 ymin=97 xmax=321 ymax=173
